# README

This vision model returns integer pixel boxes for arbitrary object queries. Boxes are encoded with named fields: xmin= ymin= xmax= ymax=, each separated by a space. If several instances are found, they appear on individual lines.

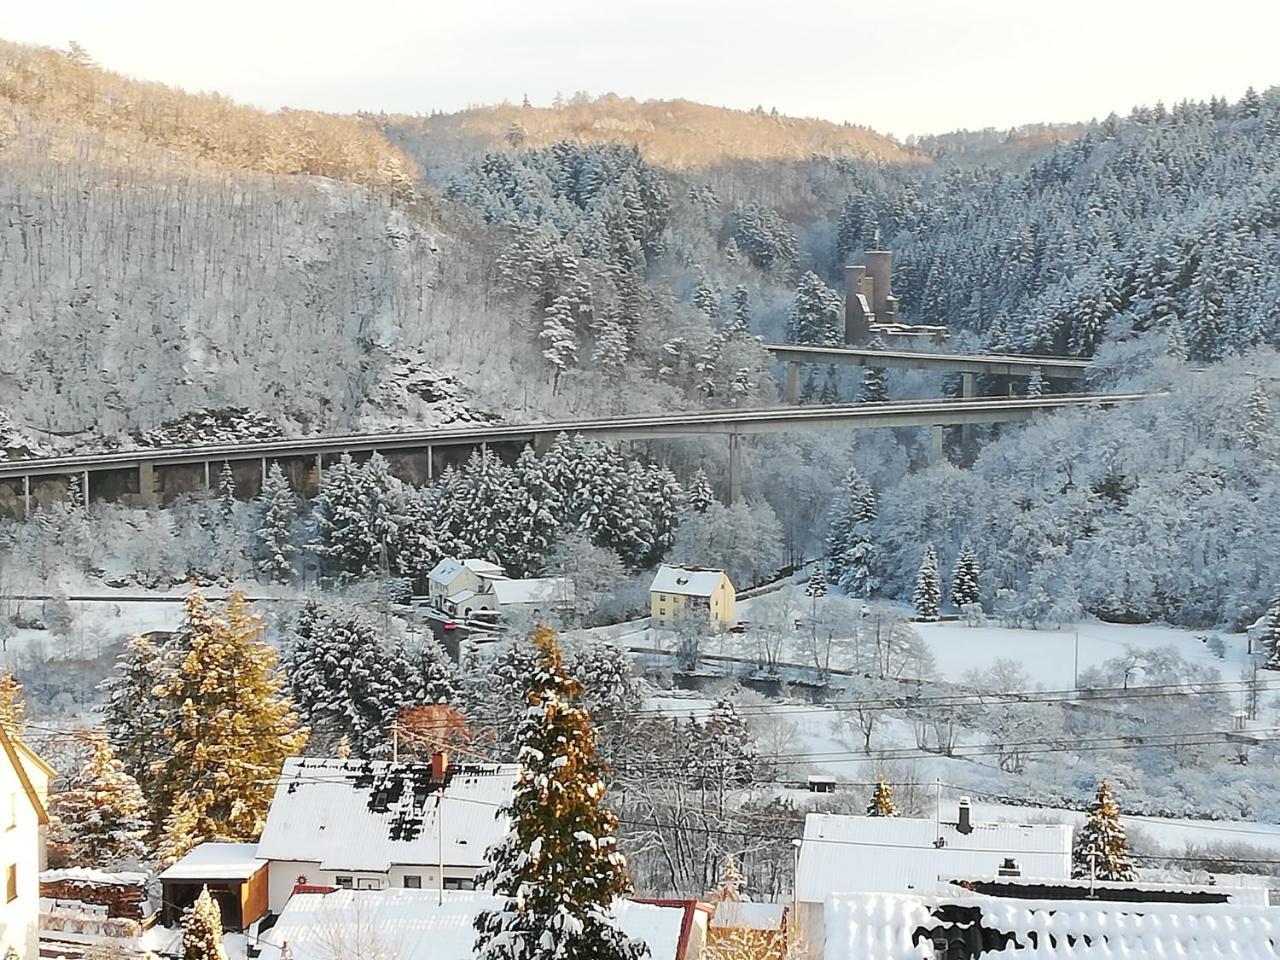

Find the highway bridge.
xmin=762 ymin=343 xmax=1093 ymax=403
xmin=0 ymin=392 xmax=1153 ymax=515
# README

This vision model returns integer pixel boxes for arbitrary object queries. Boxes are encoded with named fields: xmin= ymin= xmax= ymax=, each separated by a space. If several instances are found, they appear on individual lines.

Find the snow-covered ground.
xmin=914 ymin=619 xmax=1252 ymax=688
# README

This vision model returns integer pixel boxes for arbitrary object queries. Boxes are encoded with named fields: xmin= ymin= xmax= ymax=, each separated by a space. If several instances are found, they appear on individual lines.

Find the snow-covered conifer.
xmin=805 ymin=568 xmax=828 ymax=598
xmin=860 ymin=365 xmax=888 ymax=403
xmin=216 ymin=461 xmax=236 ymax=518
xmin=100 ymin=633 xmax=170 ymax=799
xmin=825 ymin=467 xmax=878 ymax=597
xmin=787 ymin=272 xmax=842 ymax=345
xmin=688 ymin=468 xmax=716 ymax=514
xmin=254 ymin=461 xmax=297 ymax=583
xmin=1071 ymin=780 xmax=1136 ymax=881
xmin=182 ymin=887 xmax=228 ymax=960
xmin=913 ymin=544 xmax=941 ymax=621
xmin=1244 ymin=383 xmax=1272 ymax=451
xmin=474 ymin=626 xmax=646 ymax=960
xmin=1261 ymin=593 xmax=1280 ymax=670
xmin=866 ymin=776 xmax=898 ymax=817
xmin=950 ymin=540 xmax=981 ymax=610
xmin=48 ymin=729 xmax=150 ymax=869
xmin=1025 ymin=368 xmax=1045 ymax=398
xmin=154 ymin=591 xmax=307 ymax=864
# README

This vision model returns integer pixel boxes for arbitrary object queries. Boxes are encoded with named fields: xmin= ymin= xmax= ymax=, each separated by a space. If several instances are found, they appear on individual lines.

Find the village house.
xmin=794 ymin=803 xmax=1072 ymax=952
xmin=426 ymin=557 xmax=507 ymax=614
xmin=254 ymin=752 xmax=518 ymax=914
xmin=265 ymin=889 xmax=705 ymax=960
xmin=649 ymin=565 xmax=736 ymax=629
xmin=0 ymin=725 xmax=54 ymax=960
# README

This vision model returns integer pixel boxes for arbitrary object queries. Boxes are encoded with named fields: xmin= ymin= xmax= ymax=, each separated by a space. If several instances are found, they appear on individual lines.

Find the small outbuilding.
xmin=158 ymin=842 xmax=268 ymax=931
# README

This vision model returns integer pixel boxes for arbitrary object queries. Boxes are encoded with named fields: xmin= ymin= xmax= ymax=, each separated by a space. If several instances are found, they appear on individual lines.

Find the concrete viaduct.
xmin=763 ymin=343 xmax=1093 ymax=404
xmin=0 ymin=392 xmax=1151 ymax=516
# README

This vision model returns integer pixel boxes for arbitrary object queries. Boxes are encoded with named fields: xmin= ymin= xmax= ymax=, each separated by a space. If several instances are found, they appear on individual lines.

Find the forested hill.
xmin=837 ymin=89 xmax=1280 ymax=361
xmin=380 ymin=94 xmax=925 ymax=173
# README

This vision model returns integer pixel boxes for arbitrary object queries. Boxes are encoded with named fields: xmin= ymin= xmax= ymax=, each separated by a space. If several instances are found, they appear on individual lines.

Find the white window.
xmin=335 ymin=876 xmax=354 ymax=889
xmin=403 ymin=875 xmax=422 ymax=889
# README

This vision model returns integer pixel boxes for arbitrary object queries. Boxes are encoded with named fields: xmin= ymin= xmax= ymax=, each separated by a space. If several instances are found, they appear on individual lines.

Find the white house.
xmin=265 ymin=889 xmax=698 ymax=960
xmin=0 ymin=725 xmax=54 ymax=960
xmin=255 ymin=753 xmax=518 ymax=914
xmin=426 ymin=558 xmax=507 ymax=613
xmin=649 ymin=565 xmax=736 ymax=629
xmin=794 ymin=804 xmax=1072 ymax=953
xmin=490 ymin=576 xmax=573 ymax=617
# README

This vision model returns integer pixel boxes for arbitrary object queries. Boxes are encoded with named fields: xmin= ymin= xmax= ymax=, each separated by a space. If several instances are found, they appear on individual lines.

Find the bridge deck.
xmin=763 ymin=342 xmax=1092 ymax=379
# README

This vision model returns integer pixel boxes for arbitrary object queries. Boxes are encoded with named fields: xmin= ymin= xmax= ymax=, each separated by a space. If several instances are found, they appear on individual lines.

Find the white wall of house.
xmin=264 ymin=859 xmax=485 ymax=915
xmin=0 ymin=758 xmax=43 ymax=960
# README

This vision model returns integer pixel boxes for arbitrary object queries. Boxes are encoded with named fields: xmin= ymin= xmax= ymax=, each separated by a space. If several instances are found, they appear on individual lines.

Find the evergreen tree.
xmin=866 ymin=776 xmax=898 ymax=817
xmin=819 ymin=365 xmax=840 ymax=404
xmin=182 ymin=887 xmax=228 ymax=960
xmin=311 ymin=453 xmax=403 ymax=579
xmin=1025 ymin=368 xmax=1045 ymax=398
xmin=507 ymin=445 xmax=563 ymax=577
xmin=284 ymin=603 xmax=411 ymax=757
xmin=825 ymin=467 xmax=879 ymax=597
xmin=859 ymin=361 xmax=888 ymax=403
xmin=254 ymin=461 xmax=298 ymax=583
xmin=541 ymin=295 xmax=579 ymax=386
xmin=1261 ymin=593 xmax=1280 ymax=670
xmin=1244 ymin=383 xmax=1272 ymax=451
xmin=474 ymin=626 xmax=646 ymax=960
xmin=48 ymin=730 xmax=150 ymax=869
xmin=728 ymin=285 xmax=751 ymax=335
xmin=1071 ymin=780 xmax=1136 ymax=881
xmin=804 ymin=568 xmax=828 ymax=599
xmin=216 ymin=461 xmax=236 ymax=518
xmin=693 ymin=269 xmax=721 ymax=321
xmin=787 ymin=272 xmax=842 ymax=345
xmin=154 ymin=590 xmax=308 ymax=864
xmin=913 ymin=544 xmax=941 ymax=621
xmin=100 ymin=632 xmax=170 ymax=800
xmin=687 ymin=469 xmax=715 ymax=514
xmin=950 ymin=540 xmax=981 ymax=609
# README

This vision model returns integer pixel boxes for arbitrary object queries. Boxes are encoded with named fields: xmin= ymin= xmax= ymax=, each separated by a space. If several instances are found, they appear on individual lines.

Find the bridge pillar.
xmin=728 ymin=434 xmax=743 ymax=504
xmin=138 ymin=462 xmax=158 ymax=506
xmin=960 ymin=372 xmax=976 ymax=454
xmin=929 ymin=425 xmax=945 ymax=466
xmin=785 ymin=363 xmax=800 ymax=404
xmin=22 ymin=475 xmax=31 ymax=519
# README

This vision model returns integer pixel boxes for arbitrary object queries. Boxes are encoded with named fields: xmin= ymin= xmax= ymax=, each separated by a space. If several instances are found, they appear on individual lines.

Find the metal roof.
xmin=491 ymin=576 xmax=571 ymax=607
xmin=158 ymin=842 xmax=264 ymax=881
xmin=796 ymin=812 xmax=1072 ymax=901
xmin=256 ymin=758 xmax=519 ymax=873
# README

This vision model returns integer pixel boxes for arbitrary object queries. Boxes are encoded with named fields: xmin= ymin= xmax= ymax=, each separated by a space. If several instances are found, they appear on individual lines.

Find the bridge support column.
xmin=203 ymin=460 xmax=211 ymax=490
xmin=728 ymin=434 xmax=743 ymax=504
xmin=960 ymin=373 xmax=976 ymax=454
xmin=22 ymin=475 xmax=31 ymax=519
xmin=138 ymin=462 xmax=158 ymax=506
xmin=785 ymin=363 xmax=800 ymax=404
xmin=426 ymin=444 xmax=434 ymax=480
xmin=929 ymin=425 xmax=945 ymax=466
xmin=82 ymin=470 xmax=90 ymax=507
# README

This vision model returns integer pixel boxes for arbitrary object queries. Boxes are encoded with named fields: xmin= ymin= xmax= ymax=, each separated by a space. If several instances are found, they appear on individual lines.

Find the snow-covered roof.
xmin=712 ymin=901 xmax=786 ymax=930
xmin=650 ymin=564 xmax=730 ymax=598
xmin=158 ymin=842 xmax=265 ymax=881
xmin=265 ymin=890 xmax=688 ymax=960
xmin=41 ymin=867 xmax=149 ymax=887
xmin=796 ymin=813 xmax=1072 ymax=901
xmin=428 ymin=557 xmax=468 ymax=586
xmin=463 ymin=558 xmax=506 ymax=578
xmin=256 ymin=758 xmax=519 ymax=873
xmin=958 ymin=874 xmax=1270 ymax=907
xmin=491 ymin=576 xmax=571 ymax=607
xmin=446 ymin=589 xmax=480 ymax=605
xmin=824 ymin=890 xmax=1280 ymax=960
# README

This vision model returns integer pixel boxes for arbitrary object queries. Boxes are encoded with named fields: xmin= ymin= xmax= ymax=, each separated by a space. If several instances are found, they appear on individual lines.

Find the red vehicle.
xmin=442 ymin=619 xmax=459 ymax=631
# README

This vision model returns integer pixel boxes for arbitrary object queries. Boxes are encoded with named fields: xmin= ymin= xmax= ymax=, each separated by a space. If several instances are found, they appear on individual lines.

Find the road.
xmin=0 ymin=392 xmax=1153 ymax=481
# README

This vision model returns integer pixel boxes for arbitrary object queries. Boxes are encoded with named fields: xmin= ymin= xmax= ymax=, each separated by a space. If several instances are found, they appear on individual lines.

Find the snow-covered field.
xmin=914 ymin=619 xmax=1252 ymax=688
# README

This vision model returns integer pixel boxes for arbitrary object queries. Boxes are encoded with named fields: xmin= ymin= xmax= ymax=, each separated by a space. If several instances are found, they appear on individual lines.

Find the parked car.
xmin=442 ymin=619 xmax=459 ymax=631
xmin=729 ymin=621 xmax=751 ymax=634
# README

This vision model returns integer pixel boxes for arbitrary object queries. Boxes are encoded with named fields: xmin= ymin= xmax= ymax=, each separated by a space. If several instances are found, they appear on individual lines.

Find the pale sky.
xmin=5 ymin=0 xmax=1278 ymax=137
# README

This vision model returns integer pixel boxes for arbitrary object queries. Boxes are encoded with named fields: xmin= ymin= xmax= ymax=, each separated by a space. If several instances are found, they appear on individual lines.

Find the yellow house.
xmin=650 ymin=565 xmax=736 ymax=629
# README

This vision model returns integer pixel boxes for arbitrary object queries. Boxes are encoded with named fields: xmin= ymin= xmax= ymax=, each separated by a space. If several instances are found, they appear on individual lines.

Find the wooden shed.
xmin=159 ymin=842 xmax=269 ymax=931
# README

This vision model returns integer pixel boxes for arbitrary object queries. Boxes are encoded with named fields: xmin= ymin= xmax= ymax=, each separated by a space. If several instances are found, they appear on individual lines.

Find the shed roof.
xmin=266 ymin=890 xmax=688 ymax=960
xmin=824 ymin=890 xmax=1280 ymax=960
xmin=650 ymin=565 xmax=729 ymax=598
xmin=796 ymin=812 xmax=1072 ymax=901
xmin=159 ymin=842 xmax=264 ymax=881
xmin=256 ymin=758 xmax=518 ymax=873
xmin=491 ymin=577 xmax=571 ymax=607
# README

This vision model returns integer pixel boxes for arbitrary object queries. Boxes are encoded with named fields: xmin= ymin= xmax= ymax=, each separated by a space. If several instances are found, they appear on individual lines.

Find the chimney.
xmin=432 ymin=750 xmax=450 ymax=782
xmin=998 ymin=857 xmax=1021 ymax=877
xmin=863 ymin=250 xmax=893 ymax=320
xmin=957 ymin=797 xmax=973 ymax=835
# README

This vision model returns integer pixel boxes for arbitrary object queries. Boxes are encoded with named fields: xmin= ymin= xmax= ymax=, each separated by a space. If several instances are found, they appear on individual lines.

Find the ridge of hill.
xmin=0 ymin=39 xmax=416 ymax=190
xmin=381 ymin=94 xmax=927 ymax=173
